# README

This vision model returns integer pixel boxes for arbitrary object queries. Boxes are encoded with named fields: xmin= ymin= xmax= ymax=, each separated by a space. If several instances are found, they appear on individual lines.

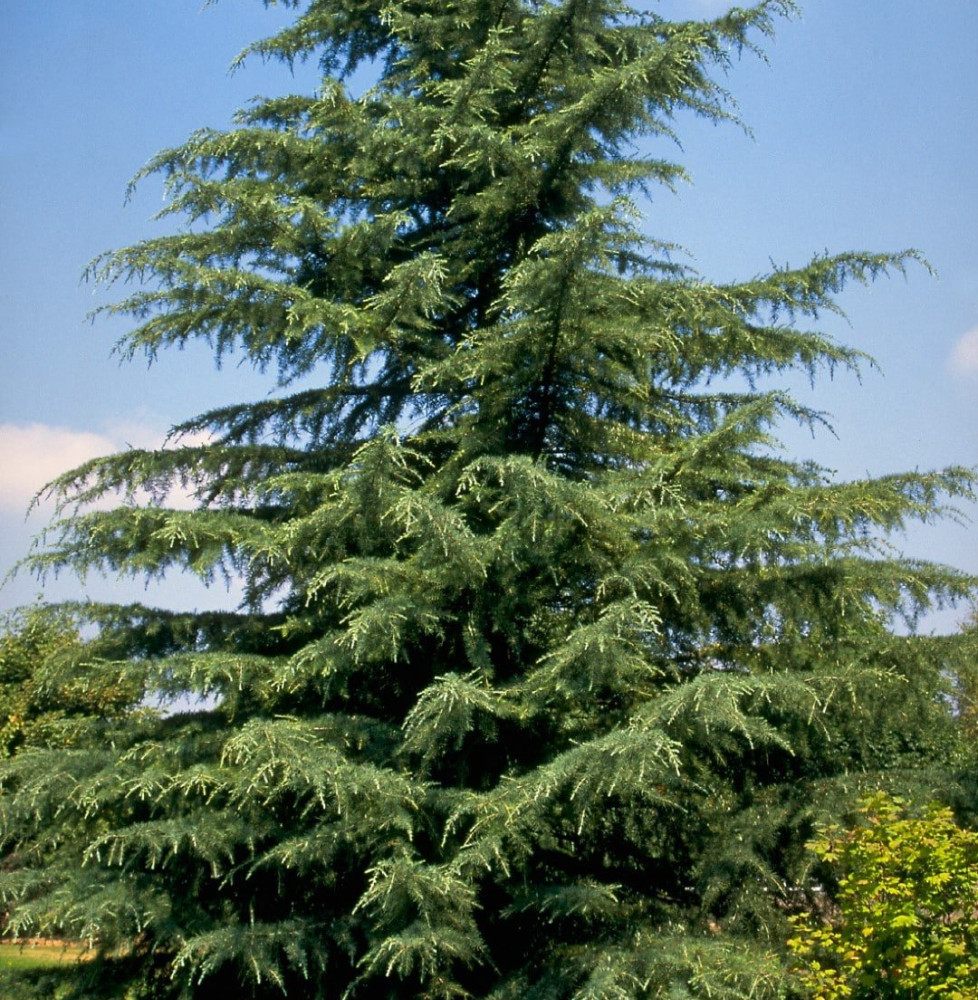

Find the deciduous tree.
xmin=0 ymin=607 xmax=139 ymax=757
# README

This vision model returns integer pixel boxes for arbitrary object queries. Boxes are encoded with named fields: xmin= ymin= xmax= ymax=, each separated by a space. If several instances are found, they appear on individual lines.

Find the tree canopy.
xmin=0 ymin=2 xmax=975 ymax=998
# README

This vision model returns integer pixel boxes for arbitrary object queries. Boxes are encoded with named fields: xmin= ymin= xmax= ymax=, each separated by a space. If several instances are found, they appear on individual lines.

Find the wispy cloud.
xmin=0 ymin=421 xmax=207 ymax=516
xmin=0 ymin=422 xmax=231 ymax=614
xmin=0 ymin=424 xmax=121 ymax=515
xmin=949 ymin=327 xmax=978 ymax=377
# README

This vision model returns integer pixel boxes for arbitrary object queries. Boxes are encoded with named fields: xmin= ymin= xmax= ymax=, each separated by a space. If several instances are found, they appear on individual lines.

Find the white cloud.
xmin=0 ymin=423 xmax=121 ymax=514
xmin=0 ymin=422 xmax=231 ymax=614
xmin=949 ymin=327 xmax=978 ymax=377
xmin=0 ymin=421 xmax=210 ymax=516
xmin=99 ymin=419 xmax=170 ymax=452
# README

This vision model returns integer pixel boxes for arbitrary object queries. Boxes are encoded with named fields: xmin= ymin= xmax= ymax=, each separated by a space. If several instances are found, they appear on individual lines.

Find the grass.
xmin=0 ymin=941 xmax=90 ymax=971
xmin=0 ymin=944 xmax=148 ymax=1000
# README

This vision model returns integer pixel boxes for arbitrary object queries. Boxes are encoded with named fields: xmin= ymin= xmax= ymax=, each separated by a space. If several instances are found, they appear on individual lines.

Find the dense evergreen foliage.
xmin=1 ymin=1 xmax=975 ymax=997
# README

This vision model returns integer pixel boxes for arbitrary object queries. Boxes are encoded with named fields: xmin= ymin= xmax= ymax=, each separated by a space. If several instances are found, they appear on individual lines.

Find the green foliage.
xmin=1 ymin=1 xmax=975 ymax=998
xmin=944 ymin=608 xmax=978 ymax=747
xmin=788 ymin=794 xmax=978 ymax=999
xmin=0 ymin=607 xmax=141 ymax=757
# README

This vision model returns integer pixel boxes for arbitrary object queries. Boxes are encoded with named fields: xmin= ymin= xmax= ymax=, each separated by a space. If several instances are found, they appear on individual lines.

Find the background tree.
xmin=0 ymin=1 xmax=975 ymax=998
xmin=0 ymin=606 xmax=140 ymax=757
xmin=0 ymin=607 xmax=141 ymax=998
xmin=945 ymin=607 xmax=978 ymax=746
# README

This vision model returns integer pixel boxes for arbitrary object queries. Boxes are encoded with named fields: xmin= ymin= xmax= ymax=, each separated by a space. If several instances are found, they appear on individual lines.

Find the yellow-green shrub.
xmin=788 ymin=793 xmax=978 ymax=999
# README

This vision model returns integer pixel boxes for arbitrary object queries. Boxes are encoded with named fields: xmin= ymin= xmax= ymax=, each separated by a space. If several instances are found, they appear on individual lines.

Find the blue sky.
xmin=1 ymin=1 xmax=976 ymax=628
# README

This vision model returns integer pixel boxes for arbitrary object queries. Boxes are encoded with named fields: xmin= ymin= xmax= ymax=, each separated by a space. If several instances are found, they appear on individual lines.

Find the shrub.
xmin=788 ymin=793 xmax=978 ymax=999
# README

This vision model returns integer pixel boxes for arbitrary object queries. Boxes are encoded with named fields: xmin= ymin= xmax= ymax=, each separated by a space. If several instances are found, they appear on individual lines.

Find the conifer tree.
xmin=1 ymin=2 xmax=974 ymax=998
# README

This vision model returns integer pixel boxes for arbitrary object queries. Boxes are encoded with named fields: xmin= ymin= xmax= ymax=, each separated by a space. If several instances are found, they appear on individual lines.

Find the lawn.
xmin=0 ymin=941 xmax=89 ymax=970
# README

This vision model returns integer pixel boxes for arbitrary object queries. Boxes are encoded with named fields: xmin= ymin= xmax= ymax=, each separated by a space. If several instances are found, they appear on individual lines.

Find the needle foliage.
xmin=1 ymin=2 xmax=975 ymax=998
